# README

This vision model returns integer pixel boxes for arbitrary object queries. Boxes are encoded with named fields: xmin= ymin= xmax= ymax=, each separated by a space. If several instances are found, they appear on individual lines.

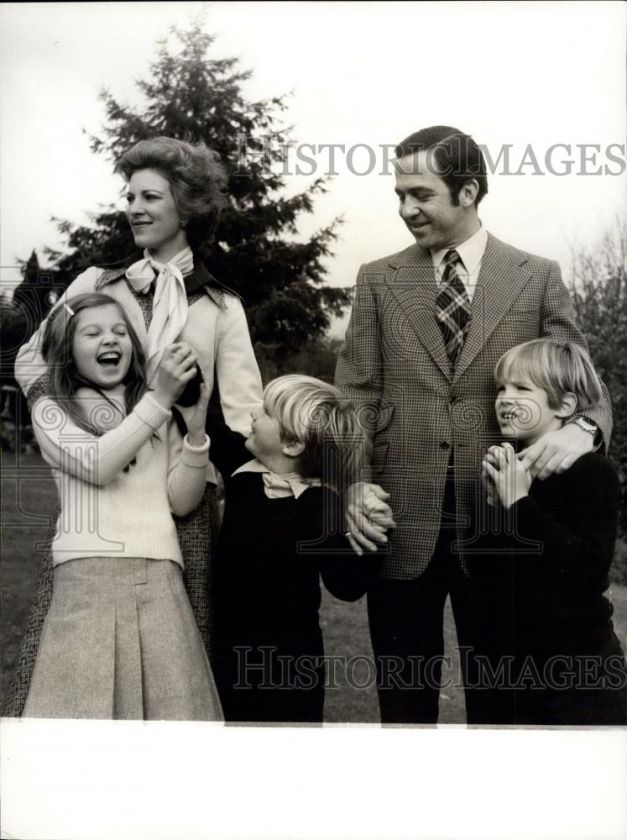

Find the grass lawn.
xmin=2 ymin=449 xmax=626 ymax=722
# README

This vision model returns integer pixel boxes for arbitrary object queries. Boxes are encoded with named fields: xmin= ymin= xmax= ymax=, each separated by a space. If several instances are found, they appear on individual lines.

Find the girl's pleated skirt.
xmin=23 ymin=557 xmax=223 ymax=721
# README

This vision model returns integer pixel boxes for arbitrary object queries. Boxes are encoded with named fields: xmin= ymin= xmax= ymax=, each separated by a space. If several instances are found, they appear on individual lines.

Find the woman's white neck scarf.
xmin=126 ymin=246 xmax=193 ymax=383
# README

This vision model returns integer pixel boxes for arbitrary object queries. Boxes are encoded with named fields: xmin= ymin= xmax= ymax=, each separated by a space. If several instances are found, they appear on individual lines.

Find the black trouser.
xmin=367 ymin=471 xmax=501 ymax=724
xmin=217 ymin=639 xmax=326 ymax=723
xmin=213 ymin=622 xmax=326 ymax=724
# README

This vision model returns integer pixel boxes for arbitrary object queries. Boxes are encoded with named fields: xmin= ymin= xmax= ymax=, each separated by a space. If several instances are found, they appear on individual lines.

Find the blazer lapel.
xmin=454 ymin=234 xmax=532 ymax=380
xmin=387 ymin=245 xmax=452 ymax=380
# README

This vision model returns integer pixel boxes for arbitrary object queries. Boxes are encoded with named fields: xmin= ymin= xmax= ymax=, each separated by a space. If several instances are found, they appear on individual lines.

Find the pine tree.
xmin=9 ymin=251 xmax=64 ymax=346
xmin=44 ymin=21 xmax=350 ymax=366
xmin=568 ymin=220 xmax=627 ymax=539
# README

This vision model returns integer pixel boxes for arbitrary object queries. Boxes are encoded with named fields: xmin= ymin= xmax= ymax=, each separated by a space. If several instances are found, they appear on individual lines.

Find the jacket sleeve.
xmin=335 ymin=266 xmax=384 ymax=441
xmin=319 ymin=539 xmax=383 ymax=602
xmin=166 ymin=425 xmax=210 ymax=516
xmin=541 ymin=260 xmax=613 ymax=449
xmin=297 ymin=488 xmax=383 ymax=601
xmin=214 ymin=295 xmax=263 ymax=436
xmin=205 ymin=412 xmax=251 ymax=478
xmin=14 ymin=267 xmax=102 ymax=403
xmin=32 ymin=392 xmax=171 ymax=485
xmin=507 ymin=457 xmax=619 ymax=582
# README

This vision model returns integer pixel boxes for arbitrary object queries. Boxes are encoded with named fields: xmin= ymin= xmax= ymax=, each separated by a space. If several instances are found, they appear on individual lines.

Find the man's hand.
xmin=483 ymin=443 xmax=531 ymax=509
xmin=518 ymin=423 xmax=594 ymax=480
xmin=345 ymin=482 xmax=396 ymax=556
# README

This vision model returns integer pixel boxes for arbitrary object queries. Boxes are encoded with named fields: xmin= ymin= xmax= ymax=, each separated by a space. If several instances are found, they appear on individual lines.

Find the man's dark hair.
xmin=395 ymin=125 xmax=488 ymax=206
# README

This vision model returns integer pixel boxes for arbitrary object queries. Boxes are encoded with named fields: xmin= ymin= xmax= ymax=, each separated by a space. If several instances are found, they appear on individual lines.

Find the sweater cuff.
xmin=135 ymin=393 xmax=172 ymax=430
xmin=507 ymin=496 xmax=534 ymax=521
xmin=506 ymin=496 xmax=545 ymax=540
xmin=25 ymin=375 xmax=50 ymax=410
xmin=181 ymin=434 xmax=210 ymax=467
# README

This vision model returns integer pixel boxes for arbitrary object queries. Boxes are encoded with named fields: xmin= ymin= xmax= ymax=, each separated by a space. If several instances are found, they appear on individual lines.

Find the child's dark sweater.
xmin=473 ymin=452 xmax=627 ymax=724
xmin=208 ymin=418 xmax=381 ymax=722
xmin=488 ymin=453 xmax=620 ymax=656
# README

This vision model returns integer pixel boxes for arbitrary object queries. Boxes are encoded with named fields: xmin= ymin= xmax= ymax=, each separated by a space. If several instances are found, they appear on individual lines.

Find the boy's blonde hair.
xmin=494 ymin=339 xmax=603 ymax=411
xmin=263 ymin=374 xmax=365 ymax=486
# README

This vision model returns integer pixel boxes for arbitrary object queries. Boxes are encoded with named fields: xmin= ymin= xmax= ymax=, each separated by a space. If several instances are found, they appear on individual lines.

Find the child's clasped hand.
xmin=482 ymin=443 xmax=532 ymax=509
xmin=153 ymin=342 xmax=200 ymax=405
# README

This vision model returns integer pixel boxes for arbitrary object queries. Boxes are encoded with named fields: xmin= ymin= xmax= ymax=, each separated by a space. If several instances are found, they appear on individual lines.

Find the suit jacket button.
xmin=439 ymin=441 xmax=450 ymax=449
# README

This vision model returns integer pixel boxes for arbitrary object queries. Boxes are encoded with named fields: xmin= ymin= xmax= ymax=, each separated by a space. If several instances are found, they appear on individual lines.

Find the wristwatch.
xmin=567 ymin=416 xmax=597 ymax=436
xmin=566 ymin=415 xmax=602 ymax=450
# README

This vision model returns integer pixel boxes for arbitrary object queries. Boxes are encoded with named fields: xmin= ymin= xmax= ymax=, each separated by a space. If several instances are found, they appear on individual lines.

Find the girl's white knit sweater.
xmin=32 ymin=389 xmax=209 ymax=567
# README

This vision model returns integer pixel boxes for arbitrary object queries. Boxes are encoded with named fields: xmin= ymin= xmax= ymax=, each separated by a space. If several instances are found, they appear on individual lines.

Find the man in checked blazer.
xmin=335 ymin=126 xmax=612 ymax=724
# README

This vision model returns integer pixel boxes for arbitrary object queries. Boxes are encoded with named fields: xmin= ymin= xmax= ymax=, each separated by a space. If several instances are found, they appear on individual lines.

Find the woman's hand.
xmin=151 ymin=343 xmax=198 ymax=409
xmin=482 ymin=443 xmax=531 ymax=509
xmin=186 ymin=381 xmax=211 ymax=447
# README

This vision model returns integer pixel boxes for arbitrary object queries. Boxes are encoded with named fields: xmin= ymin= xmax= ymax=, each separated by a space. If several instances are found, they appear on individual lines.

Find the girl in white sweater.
xmin=23 ymin=292 xmax=223 ymax=720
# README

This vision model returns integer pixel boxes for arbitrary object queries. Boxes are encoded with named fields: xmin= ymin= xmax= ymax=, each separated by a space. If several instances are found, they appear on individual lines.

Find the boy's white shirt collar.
xmin=232 ymin=458 xmax=321 ymax=499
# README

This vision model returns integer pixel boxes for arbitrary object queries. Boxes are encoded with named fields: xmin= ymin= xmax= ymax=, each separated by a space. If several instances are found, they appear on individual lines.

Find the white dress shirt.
xmin=430 ymin=224 xmax=488 ymax=303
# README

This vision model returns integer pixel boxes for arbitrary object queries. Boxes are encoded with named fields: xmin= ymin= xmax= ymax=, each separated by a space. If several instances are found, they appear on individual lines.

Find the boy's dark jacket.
xmin=206 ymin=414 xmax=382 ymax=622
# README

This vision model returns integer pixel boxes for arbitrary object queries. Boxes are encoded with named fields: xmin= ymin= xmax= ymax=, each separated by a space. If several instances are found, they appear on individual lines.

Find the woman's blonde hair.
xmin=263 ymin=374 xmax=365 ymax=488
xmin=116 ymin=136 xmax=227 ymax=248
xmin=494 ymin=339 xmax=603 ymax=411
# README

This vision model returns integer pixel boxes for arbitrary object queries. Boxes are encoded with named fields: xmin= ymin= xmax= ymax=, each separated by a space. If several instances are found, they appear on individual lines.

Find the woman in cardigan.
xmin=5 ymin=136 xmax=263 ymax=715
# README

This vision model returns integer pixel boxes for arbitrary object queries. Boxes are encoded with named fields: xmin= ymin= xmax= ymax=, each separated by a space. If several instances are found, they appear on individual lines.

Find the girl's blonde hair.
xmin=494 ymin=339 xmax=603 ymax=411
xmin=263 ymin=374 xmax=365 ymax=488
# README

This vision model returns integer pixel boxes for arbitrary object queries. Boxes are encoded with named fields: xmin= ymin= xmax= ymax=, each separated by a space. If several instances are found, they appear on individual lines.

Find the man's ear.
xmin=459 ymin=179 xmax=479 ymax=207
xmin=556 ymin=392 xmax=578 ymax=419
xmin=282 ymin=439 xmax=305 ymax=458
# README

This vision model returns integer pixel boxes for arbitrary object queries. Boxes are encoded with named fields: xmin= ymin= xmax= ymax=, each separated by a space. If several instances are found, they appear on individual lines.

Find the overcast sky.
xmin=1 ymin=1 xmax=625 ymax=327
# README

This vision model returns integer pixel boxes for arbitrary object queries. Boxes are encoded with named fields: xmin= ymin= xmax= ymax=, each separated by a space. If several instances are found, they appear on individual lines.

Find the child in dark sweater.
xmin=478 ymin=339 xmax=627 ymax=725
xmin=208 ymin=375 xmax=383 ymax=723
